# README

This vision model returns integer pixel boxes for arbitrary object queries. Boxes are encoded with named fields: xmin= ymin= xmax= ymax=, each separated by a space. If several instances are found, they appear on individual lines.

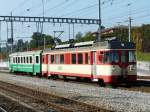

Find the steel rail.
xmin=0 ymin=107 xmax=7 ymax=112
xmin=0 ymin=81 xmax=111 ymax=112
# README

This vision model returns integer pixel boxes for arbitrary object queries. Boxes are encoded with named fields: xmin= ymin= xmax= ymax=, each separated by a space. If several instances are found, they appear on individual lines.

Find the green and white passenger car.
xmin=9 ymin=50 xmax=42 ymax=75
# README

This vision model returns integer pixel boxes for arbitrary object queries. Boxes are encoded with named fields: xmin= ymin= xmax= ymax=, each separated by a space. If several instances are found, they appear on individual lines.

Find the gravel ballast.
xmin=0 ymin=73 xmax=150 ymax=112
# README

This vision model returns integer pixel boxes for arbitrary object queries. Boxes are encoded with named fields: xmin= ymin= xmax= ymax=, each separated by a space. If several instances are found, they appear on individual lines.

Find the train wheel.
xmin=76 ymin=77 xmax=81 ymax=81
xmin=38 ymin=73 xmax=42 ymax=78
xmin=47 ymin=74 xmax=51 ymax=79
xmin=63 ymin=76 xmax=68 ymax=82
xmin=126 ymin=82 xmax=132 ymax=88
xmin=106 ymin=84 xmax=117 ymax=88
xmin=98 ymin=79 xmax=105 ymax=87
xmin=51 ymin=75 xmax=58 ymax=80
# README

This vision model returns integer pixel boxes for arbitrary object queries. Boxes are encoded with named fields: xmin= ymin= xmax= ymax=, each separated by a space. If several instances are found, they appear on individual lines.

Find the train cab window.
xmin=104 ymin=51 xmax=119 ymax=63
xmin=36 ymin=56 xmax=39 ymax=63
xmin=51 ymin=55 xmax=55 ymax=64
xmin=129 ymin=51 xmax=136 ymax=62
xmin=55 ymin=55 xmax=59 ymax=64
xmin=30 ymin=56 xmax=32 ymax=63
xmin=78 ymin=53 xmax=83 ymax=64
xmin=85 ymin=53 xmax=88 ymax=64
xmin=121 ymin=51 xmax=126 ymax=63
xmin=60 ymin=54 xmax=64 ymax=64
xmin=72 ymin=54 xmax=76 ymax=64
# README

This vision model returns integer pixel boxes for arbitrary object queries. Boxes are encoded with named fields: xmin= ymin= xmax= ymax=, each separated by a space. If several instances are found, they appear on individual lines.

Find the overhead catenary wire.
xmin=10 ymin=0 xmax=30 ymax=14
xmin=37 ymin=0 xmax=70 ymax=16
xmin=48 ymin=0 xmax=78 ymax=17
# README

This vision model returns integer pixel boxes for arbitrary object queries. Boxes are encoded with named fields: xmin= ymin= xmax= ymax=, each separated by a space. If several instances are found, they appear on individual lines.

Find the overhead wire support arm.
xmin=0 ymin=16 xmax=99 ymax=25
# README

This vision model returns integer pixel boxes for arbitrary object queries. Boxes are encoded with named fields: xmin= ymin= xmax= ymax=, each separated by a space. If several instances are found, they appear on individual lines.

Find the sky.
xmin=0 ymin=0 xmax=149 ymax=44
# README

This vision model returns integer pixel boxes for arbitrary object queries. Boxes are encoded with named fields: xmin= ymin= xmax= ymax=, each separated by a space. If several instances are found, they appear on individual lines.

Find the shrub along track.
xmin=0 ymin=81 xmax=112 ymax=112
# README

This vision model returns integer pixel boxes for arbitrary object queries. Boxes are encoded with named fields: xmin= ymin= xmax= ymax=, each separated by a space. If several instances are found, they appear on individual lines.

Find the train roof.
xmin=9 ymin=50 xmax=42 ymax=56
xmin=43 ymin=40 xmax=136 ymax=54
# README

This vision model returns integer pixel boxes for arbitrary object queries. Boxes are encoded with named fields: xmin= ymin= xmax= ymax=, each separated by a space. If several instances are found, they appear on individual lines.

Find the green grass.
xmin=137 ymin=52 xmax=150 ymax=61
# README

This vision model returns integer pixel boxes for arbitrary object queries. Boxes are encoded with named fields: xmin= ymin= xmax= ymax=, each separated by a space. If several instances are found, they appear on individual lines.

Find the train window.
xmin=104 ymin=51 xmax=119 ymax=63
xmin=18 ymin=57 xmax=20 ymax=63
xmin=21 ymin=57 xmax=23 ymax=63
xmin=60 ymin=54 xmax=64 ymax=64
xmin=24 ymin=57 xmax=25 ymax=63
xmin=26 ymin=57 xmax=29 ymax=63
xmin=36 ymin=56 xmax=39 ymax=63
xmin=30 ymin=56 xmax=32 ymax=63
xmin=51 ymin=55 xmax=55 ymax=64
xmin=129 ymin=51 xmax=136 ymax=62
xmin=121 ymin=51 xmax=126 ymax=63
xmin=72 ymin=54 xmax=76 ymax=64
xmin=55 ymin=55 xmax=59 ymax=64
xmin=13 ymin=57 xmax=15 ymax=63
xmin=100 ymin=51 xmax=104 ymax=55
xmin=16 ymin=57 xmax=17 ymax=63
xmin=22 ymin=57 xmax=24 ymax=63
xmin=78 ymin=53 xmax=83 ymax=64
xmin=42 ymin=56 xmax=44 ymax=63
xmin=85 ymin=53 xmax=88 ymax=64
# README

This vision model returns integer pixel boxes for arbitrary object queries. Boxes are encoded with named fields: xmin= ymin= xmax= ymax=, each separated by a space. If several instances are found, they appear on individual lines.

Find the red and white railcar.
xmin=42 ymin=40 xmax=137 ymax=84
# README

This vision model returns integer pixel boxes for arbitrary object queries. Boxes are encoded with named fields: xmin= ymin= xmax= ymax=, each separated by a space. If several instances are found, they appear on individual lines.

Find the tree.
xmin=30 ymin=32 xmax=60 ymax=49
xmin=75 ymin=32 xmax=95 ymax=42
xmin=75 ymin=32 xmax=83 ymax=40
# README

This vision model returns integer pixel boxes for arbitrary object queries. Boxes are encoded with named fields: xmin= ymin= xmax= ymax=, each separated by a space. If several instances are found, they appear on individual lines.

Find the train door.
xmin=91 ymin=51 xmax=97 ymax=81
xmin=48 ymin=54 xmax=51 ymax=77
xmin=33 ymin=55 xmax=35 ymax=75
xmin=45 ymin=54 xmax=49 ymax=76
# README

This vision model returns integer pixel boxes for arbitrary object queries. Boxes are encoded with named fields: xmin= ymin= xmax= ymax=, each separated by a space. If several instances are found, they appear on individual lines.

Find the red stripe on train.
xmin=42 ymin=71 xmax=137 ymax=83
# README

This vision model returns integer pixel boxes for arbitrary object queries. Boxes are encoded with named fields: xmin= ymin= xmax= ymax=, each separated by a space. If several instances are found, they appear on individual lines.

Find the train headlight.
xmin=112 ymin=66 xmax=116 ymax=71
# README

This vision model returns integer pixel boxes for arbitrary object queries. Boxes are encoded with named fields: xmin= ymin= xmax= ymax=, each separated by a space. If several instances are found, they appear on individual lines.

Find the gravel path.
xmin=0 ymin=73 xmax=150 ymax=112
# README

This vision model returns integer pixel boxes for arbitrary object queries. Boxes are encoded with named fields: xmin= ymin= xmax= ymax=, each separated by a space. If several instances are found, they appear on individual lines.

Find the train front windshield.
xmin=103 ymin=50 xmax=136 ymax=64
xmin=121 ymin=50 xmax=136 ymax=63
xmin=104 ymin=51 xmax=119 ymax=63
xmin=128 ymin=51 xmax=136 ymax=63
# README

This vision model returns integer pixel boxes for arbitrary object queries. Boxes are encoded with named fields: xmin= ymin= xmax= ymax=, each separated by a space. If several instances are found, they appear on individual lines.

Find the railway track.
xmin=0 ymin=70 xmax=150 ymax=93
xmin=0 ymin=107 xmax=7 ymax=112
xmin=0 ymin=81 xmax=112 ymax=112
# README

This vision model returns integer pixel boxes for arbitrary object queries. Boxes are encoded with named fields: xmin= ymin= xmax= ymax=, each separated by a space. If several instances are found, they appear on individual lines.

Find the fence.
xmin=0 ymin=60 xmax=9 ymax=70
xmin=137 ymin=61 xmax=150 ymax=76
